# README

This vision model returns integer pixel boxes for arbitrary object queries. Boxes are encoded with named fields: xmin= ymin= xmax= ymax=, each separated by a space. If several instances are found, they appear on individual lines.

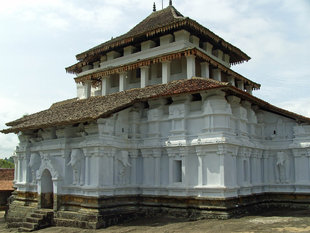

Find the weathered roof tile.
xmin=2 ymin=78 xmax=310 ymax=134
xmin=2 ymin=78 xmax=227 ymax=133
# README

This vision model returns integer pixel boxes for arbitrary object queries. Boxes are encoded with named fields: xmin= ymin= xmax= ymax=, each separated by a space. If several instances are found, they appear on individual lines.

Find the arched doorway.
xmin=40 ymin=169 xmax=53 ymax=209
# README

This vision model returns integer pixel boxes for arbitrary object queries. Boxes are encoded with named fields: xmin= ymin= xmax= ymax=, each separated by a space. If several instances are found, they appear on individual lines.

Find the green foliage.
xmin=0 ymin=159 xmax=14 ymax=168
xmin=4 ymin=156 xmax=14 ymax=164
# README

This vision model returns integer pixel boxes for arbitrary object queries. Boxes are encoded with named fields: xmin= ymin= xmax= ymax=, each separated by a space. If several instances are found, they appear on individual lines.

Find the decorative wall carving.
xmin=275 ymin=151 xmax=289 ymax=184
xmin=67 ymin=149 xmax=85 ymax=185
xmin=28 ymin=152 xmax=41 ymax=184
xmin=116 ymin=150 xmax=131 ymax=185
xmin=37 ymin=153 xmax=60 ymax=181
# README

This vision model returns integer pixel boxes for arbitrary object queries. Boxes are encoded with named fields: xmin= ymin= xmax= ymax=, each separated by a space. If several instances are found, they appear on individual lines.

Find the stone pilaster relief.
xmin=168 ymin=96 xmax=190 ymax=137
xmin=67 ymin=149 xmax=85 ymax=185
xmin=129 ymin=104 xmax=143 ymax=139
xmin=38 ymin=128 xmax=56 ymax=140
xmin=116 ymin=150 xmax=131 ymax=185
xmin=227 ymin=95 xmax=248 ymax=136
xmin=292 ymin=148 xmax=310 ymax=157
xmin=201 ymin=92 xmax=232 ymax=133
xmin=97 ymin=116 xmax=116 ymax=136
xmin=28 ymin=152 xmax=41 ymax=184
xmin=275 ymin=151 xmax=289 ymax=184
xmin=147 ymin=99 xmax=166 ymax=138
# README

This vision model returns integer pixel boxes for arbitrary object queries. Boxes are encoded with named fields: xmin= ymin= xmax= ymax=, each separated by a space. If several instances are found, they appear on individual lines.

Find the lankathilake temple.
xmin=2 ymin=2 xmax=310 ymax=231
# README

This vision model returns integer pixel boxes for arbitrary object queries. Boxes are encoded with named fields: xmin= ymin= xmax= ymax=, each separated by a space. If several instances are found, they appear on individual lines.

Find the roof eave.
xmin=71 ymin=16 xmax=251 ymax=72
xmin=3 ymin=81 xmax=310 ymax=135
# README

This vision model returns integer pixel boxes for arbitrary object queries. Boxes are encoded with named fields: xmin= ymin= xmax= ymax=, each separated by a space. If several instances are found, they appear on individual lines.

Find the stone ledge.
xmin=6 ymin=192 xmax=310 ymax=229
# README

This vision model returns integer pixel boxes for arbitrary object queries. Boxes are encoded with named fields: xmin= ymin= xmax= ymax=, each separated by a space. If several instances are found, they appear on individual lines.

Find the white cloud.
xmin=278 ymin=98 xmax=310 ymax=118
xmin=0 ymin=133 xmax=18 ymax=159
xmin=0 ymin=96 xmax=25 ymax=158
xmin=42 ymin=13 xmax=69 ymax=30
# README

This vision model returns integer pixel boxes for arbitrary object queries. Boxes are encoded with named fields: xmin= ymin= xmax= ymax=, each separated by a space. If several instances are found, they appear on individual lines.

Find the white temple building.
xmin=2 ymin=2 xmax=310 ymax=231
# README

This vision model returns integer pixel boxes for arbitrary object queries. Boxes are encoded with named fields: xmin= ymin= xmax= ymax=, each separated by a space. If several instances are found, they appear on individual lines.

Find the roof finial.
xmin=153 ymin=2 xmax=156 ymax=12
xmin=169 ymin=0 xmax=172 ymax=6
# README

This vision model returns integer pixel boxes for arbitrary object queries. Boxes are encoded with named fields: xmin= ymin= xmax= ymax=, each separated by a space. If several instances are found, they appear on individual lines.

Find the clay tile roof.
xmin=0 ymin=169 xmax=14 ymax=191
xmin=0 ymin=181 xmax=13 ymax=191
xmin=126 ymin=5 xmax=185 ymax=37
xmin=2 ymin=78 xmax=228 ymax=133
xmin=2 ymin=78 xmax=310 ymax=134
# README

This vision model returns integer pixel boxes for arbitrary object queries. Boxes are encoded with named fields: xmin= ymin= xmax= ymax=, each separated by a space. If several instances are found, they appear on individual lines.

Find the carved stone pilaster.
xmin=292 ymin=148 xmax=308 ymax=157
xmin=179 ymin=147 xmax=190 ymax=157
xmin=263 ymin=150 xmax=270 ymax=159
xmin=166 ymin=147 xmax=179 ymax=157
xmin=141 ymin=148 xmax=153 ymax=158
xmin=195 ymin=145 xmax=206 ymax=157
xmin=217 ymin=145 xmax=226 ymax=156
xmin=129 ymin=149 xmax=139 ymax=158
xmin=239 ymin=147 xmax=251 ymax=158
xmin=232 ymin=146 xmax=239 ymax=157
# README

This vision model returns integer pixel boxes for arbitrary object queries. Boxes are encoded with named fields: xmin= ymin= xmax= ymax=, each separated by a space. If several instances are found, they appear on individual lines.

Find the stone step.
xmin=26 ymin=217 xmax=41 ymax=224
xmin=7 ymin=222 xmax=23 ymax=228
xmin=34 ymin=209 xmax=54 ymax=214
xmin=18 ymin=226 xmax=34 ymax=232
xmin=22 ymin=222 xmax=38 ymax=230
xmin=30 ymin=213 xmax=44 ymax=219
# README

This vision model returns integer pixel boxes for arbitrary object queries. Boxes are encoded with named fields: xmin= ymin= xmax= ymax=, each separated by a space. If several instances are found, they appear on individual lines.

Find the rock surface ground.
xmin=1 ymin=209 xmax=310 ymax=232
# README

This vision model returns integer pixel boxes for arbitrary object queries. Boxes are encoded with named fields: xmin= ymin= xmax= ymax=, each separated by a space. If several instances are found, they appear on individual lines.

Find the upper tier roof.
xmin=67 ymin=5 xmax=250 ymax=73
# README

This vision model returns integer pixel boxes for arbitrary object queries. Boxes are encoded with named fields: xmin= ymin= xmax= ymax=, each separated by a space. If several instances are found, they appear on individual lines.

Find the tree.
xmin=0 ymin=159 xmax=14 ymax=168
xmin=5 ymin=156 xmax=14 ymax=164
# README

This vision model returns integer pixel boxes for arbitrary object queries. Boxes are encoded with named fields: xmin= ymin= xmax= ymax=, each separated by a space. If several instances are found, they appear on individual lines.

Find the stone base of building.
xmin=6 ymin=191 xmax=310 ymax=229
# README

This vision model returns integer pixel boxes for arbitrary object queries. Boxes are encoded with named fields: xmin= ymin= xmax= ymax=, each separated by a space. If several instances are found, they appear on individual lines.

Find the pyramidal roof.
xmin=126 ymin=5 xmax=185 ymax=37
xmin=68 ymin=5 xmax=250 ymax=73
xmin=75 ymin=6 xmax=186 ymax=61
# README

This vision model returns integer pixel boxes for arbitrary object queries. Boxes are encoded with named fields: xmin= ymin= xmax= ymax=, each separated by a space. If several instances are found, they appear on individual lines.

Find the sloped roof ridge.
xmin=126 ymin=5 xmax=185 ymax=36
xmin=170 ymin=5 xmax=184 ymax=18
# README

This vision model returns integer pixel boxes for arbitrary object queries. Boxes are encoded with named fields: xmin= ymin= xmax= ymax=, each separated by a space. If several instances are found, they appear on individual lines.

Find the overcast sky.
xmin=0 ymin=0 xmax=309 ymax=159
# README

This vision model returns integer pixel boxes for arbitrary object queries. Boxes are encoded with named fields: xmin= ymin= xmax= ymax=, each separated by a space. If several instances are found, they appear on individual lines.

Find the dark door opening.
xmin=40 ymin=169 xmax=53 ymax=209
